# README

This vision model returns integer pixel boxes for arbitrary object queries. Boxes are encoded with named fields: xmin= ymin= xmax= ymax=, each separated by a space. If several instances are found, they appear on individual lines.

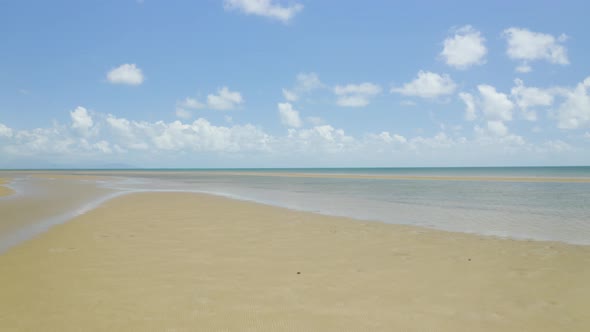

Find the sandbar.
xmin=0 ymin=192 xmax=588 ymax=331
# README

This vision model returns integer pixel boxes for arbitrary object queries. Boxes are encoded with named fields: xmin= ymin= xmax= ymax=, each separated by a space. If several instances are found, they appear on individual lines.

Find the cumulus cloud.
xmin=104 ymin=114 xmax=272 ymax=153
xmin=286 ymin=125 xmax=357 ymax=154
xmin=282 ymin=72 xmax=324 ymax=102
xmin=175 ymin=108 xmax=193 ymax=120
xmin=278 ymin=102 xmax=302 ymax=128
xmin=486 ymin=120 xmax=508 ymax=137
xmin=503 ymin=27 xmax=569 ymax=72
xmin=368 ymin=131 xmax=407 ymax=144
xmin=391 ymin=71 xmax=456 ymax=99
xmin=478 ymin=84 xmax=514 ymax=122
xmin=2 ymin=106 xmax=589 ymax=167
xmin=223 ymin=0 xmax=303 ymax=23
xmin=515 ymin=64 xmax=532 ymax=73
xmin=440 ymin=25 xmax=487 ymax=69
xmin=510 ymin=79 xmax=554 ymax=121
xmin=334 ymin=82 xmax=381 ymax=107
xmin=177 ymin=87 xmax=243 ymax=112
xmin=0 ymin=124 xmax=13 ymax=138
xmin=106 ymin=64 xmax=144 ymax=85
xmin=296 ymin=72 xmax=323 ymax=91
xmin=459 ymin=85 xmax=515 ymax=133
xmin=556 ymin=77 xmax=590 ymax=129
xmin=94 ymin=140 xmax=112 ymax=154
xmin=178 ymin=97 xmax=205 ymax=110
xmin=306 ymin=116 xmax=324 ymax=126
xmin=282 ymin=88 xmax=298 ymax=102
xmin=458 ymin=92 xmax=477 ymax=121
xmin=207 ymin=87 xmax=244 ymax=110
xmin=70 ymin=106 xmax=95 ymax=137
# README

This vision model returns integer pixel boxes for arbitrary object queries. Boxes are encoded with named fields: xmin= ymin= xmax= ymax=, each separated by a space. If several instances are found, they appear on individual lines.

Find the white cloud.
xmin=70 ymin=106 xmax=96 ymax=137
xmin=503 ymin=27 xmax=569 ymax=72
xmin=0 ymin=124 xmax=13 ymax=138
xmin=104 ymin=114 xmax=272 ymax=153
xmin=150 ymin=119 xmax=272 ymax=152
xmin=106 ymin=64 xmax=144 ymax=85
xmin=369 ymin=131 xmax=407 ymax=144
xmin=223 ymin=0 xmax=303 ymax=23
xmin=556 ymin=77 xmax=590 ymax=129
xmin=207 ymin=87 xmax=244 ymax=110
xmin=94 ymin=140 xmax=112 ymax=154
xmin=511 ymin=79 xmax=554 ymax=121
xmin=278 ymin=102 xmax=302 ymax=128
xmin=486 ymin=120 xmax=508 ymax=137
xmin=306 ymin=116 xmax=324 ymax=126
xmin=286 ymin=125 xmax=357 ymax=154
xmin=458 ymin=92 xmax=477 ymax=121
xmin=515 ymin=64 xmax=532 ymax=73
xmin=178 ymin=88 xmax=242 ymax=112
xmin=282 ymin=88 xmax=298 ymax=102
xmin=477 ymin=84 xmax=514 ymax=122
xmin=281 ymin=72 xmax=323 ymax=102
xmin=392 ymin=71 xmax=456 ymax=99
xmin=334 ymin=82 xmax=381 ymax=107
xmin=440 ymin=25 xmax=487 ymax=69
xmin=3 ymin=106 xmax=590 ymax=167
xmin=296 ymin=72 xmax=323 ymax=91
xmin=175 ymin=108 xmax=193 ymax=120
xmin=105 ymin=115 xmax=148 ymax=151
xmin=178 ymin=97 xmax=205 ymax=110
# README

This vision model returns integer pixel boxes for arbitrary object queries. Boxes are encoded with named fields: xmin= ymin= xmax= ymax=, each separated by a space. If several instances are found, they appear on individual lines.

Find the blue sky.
xmin=1 ymin=0 xmax=589 ymax=168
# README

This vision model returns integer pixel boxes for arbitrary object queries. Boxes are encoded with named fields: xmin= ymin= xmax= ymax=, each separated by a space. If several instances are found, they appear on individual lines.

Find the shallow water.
xmin=95 ymin=168 xmax=590 ymax=245
xmin=1 ymin=167 xmax=590 ymax=248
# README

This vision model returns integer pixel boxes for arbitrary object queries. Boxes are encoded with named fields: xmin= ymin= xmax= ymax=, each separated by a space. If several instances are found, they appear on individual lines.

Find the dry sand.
xmin=1 ymin=192 xmax=589 ymax=331
xmin=0 ymin=178 xmax=14 ymax=197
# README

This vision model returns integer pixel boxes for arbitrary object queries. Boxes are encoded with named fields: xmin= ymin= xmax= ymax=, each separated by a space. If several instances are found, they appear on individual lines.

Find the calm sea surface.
xmin=88 ymin=167 xmax=590 ymax=245
xmin=3 ymin=167 xmax=590 ymax=246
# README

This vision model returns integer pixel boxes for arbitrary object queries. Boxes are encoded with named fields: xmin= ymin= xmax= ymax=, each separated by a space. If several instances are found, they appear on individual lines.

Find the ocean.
xmin=2 ymin=166 xmax=590 ymax=246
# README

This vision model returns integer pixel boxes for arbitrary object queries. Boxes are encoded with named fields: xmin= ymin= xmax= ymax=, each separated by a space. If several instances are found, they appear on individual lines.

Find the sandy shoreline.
xmin=0 ymin=178 xmax=14 ymax=197
xmin=0 ymin=176 xmax=114 ymax=240
xmin=1 ymin=191 xmax=588 ymax=331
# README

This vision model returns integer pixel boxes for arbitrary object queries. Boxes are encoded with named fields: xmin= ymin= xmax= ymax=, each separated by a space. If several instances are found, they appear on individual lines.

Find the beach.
xmin=1 ymin=185 xmax=589 ymax=331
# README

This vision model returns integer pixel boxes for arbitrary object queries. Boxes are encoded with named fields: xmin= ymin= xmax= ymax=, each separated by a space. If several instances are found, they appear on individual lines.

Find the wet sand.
xmin=0 ymin=178 xmax=14 ymax=197
xmin=0 ymin=176 xmax=114 ymax=238
xmin=0 ymin=192 xmax=589 ymax=331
